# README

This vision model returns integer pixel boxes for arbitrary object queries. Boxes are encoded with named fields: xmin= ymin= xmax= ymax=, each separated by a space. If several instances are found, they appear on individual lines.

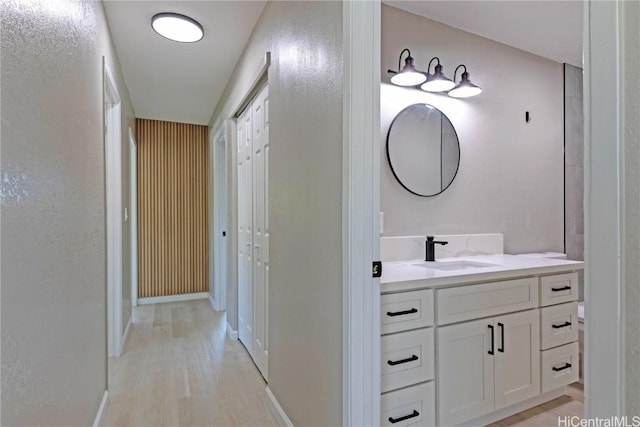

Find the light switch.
xmin=124 ymin=207 xmax=128 ymax=222
xmin=379 ymin=212 xmax=384 ymax=234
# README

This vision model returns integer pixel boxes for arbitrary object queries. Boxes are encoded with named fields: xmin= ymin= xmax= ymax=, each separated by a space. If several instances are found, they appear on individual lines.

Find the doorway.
xmin=104 ymin=60 xmax=123 ymax=358
xmin=212 ymin=129 xmax=228 ymax=311
xmin=129 ymin=128 xmax=138 ymax=307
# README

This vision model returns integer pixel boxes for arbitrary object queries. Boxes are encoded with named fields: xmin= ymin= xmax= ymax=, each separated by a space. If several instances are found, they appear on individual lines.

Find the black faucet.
xmin=425 ymin=236 xmax=448 ymax=262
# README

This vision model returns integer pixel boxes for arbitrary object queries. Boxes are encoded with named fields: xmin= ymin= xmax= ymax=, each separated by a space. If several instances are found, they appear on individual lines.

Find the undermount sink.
xmin=408 ymin=260 xmax=499 ymax=271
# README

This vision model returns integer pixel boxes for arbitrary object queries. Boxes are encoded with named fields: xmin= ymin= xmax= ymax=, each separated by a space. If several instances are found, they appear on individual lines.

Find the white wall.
xmin=1 ymin=0 xmax=134 ymax=424
xmin=208 ymin=1 xmax=343 ymax=424
xmin=381 ymin=5 xmax=564 ymax=254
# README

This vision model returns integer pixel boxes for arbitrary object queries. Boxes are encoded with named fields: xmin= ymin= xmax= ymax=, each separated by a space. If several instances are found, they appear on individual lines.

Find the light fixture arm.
xmin=453 ymin=64 xmax=468 ymax=82
xmin=427 ymin=57 xmax=441 ymax=74
xmin=398 ymin=48 xmax=411 ymax=71
xmin=387 ymin=48 xmax=413 ymax=75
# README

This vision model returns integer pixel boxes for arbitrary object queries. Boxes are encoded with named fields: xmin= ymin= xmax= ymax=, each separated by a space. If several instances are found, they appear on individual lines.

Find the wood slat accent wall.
xmin=137 ymin=118 xmax=209 ymax=298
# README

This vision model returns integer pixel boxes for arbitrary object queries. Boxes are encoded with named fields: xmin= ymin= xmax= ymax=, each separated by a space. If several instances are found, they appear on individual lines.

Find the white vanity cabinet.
xmin=380 ymin=289 xmax=436 ymax=426
xmin=381 ymin=264 xmax=582 ymax=427
xmin=539 ymin=272 xmax=580 ymax=392
xmin=438 ymin=309 xmax=540 ymax=426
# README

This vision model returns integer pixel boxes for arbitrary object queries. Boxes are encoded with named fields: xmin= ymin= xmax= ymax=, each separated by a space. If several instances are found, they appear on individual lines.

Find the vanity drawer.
xmin=540 ymin=302 xmax=579 ymax=350
xmin=382 ymin=328 xmax=434 ymax=393
xmin=381 ymin=289 xmax=434 ymax=334
xmin=541 ymin=342 xmax=579 ymax=393
xmin=540 ymin=273 xmax=579 ymax=306
xmin=436 ymin=277 xmax=538 ymax=325
xmin=381 ymin=381 xmax=436 ymax=427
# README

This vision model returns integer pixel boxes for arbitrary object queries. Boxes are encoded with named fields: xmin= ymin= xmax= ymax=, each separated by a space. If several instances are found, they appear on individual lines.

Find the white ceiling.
xmin=104 ymin=1 xmax=582 ymax=126
xmin=384 ymin=1 xmax=583 ymax=68
xmin=102 ymin=1 xmax=266 ymax=125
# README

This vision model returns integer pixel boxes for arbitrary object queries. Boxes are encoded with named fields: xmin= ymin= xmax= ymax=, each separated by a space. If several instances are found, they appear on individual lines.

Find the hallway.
xmin=103 ymin=300 xmax=278 ymax=427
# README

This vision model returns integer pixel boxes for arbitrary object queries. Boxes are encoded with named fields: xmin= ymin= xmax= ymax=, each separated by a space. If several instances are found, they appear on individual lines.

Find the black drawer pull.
xmin=389 ymin=410 xmax=419 ymax=424
xmin=552 ymin=321 xmax=572 ymax=329
xmin=387 ymin=308 xmax=418 ymax=317
xmin=551 ymin=285 xmax=572 ymax=292
xmin=498 ymin=322 xmax=505 ymax=353
xmin=488 ymin=324 xmax=494 ymax=355
xmin=387 ymin=354 xmax=418 ymax=366
xmin=552 ymin=363 xmax=572 ymax=372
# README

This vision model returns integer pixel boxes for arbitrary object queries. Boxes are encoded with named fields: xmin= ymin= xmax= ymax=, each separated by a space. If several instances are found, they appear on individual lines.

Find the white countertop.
xmin=381 ymin=254 xmax=584 ymax=293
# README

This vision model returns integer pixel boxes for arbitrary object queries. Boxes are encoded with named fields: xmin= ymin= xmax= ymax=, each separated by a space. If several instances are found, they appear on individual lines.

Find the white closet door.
xmin=252 ymin=85 xmax=269 ymax=379
xmin=237 ymin=107 xmax=253 ymax=354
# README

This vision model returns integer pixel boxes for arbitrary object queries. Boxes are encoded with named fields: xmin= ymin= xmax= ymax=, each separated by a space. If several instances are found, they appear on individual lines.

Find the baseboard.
xmin=122 ymin=316 xmax=132 ymax=352
xmin=266 ymin=387 xmax=294 ymax=427
xmin=226 ymin=322 xmax=238 ymax=340
xmin=209 ymin=294 xmax=219 ymax=311
xmin=93 ymin=390 xmax=108 ymax=427
xmin=138 ymin=292 xmax=209 ymax=305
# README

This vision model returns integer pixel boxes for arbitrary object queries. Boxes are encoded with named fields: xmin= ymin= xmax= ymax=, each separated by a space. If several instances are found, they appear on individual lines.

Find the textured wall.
xmin=381 ymin=5 xmax=564 ymax=254
xmin=208 ymin=1 xmax=343 ymax=424
xmin=0 ymin=0 xmax=134 ymax=424
xmin=564 ymin=64 xmax=584 ymax=299
xmin=621 ymin=0 xmax=640 ymax=416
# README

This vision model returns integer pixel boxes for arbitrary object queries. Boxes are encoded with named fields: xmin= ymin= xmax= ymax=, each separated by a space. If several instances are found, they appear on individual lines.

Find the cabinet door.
xmin=438 ymin=318 xmax=494 ymax=426
xmin=494 ymin=310 xmax=541 ymax=410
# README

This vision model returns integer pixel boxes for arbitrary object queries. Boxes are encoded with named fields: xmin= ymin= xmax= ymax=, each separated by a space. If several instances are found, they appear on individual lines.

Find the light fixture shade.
xmin=449 ymin=71 xmax=482 ymax=98
xmin=152 ymin=12 xmax=204 ymax=43
xmin=420 ymin=63 xmax=455 ymax=92
xmin=390 ymin=55 xmax=427 ymax=86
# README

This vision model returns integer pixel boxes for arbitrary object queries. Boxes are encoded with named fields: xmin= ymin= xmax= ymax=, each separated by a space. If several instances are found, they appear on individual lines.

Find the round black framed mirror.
xmin=386 ymin=103 xmax=460 ymax=197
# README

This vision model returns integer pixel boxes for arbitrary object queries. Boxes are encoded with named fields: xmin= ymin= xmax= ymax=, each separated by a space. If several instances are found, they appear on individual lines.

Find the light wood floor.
xmin=487 ymin=383 xmax=584 ymax=427
xmin=103 ymin=300 xmax=278 ymax=427
xmin=103 ymin=299 xmax=583 ymax=427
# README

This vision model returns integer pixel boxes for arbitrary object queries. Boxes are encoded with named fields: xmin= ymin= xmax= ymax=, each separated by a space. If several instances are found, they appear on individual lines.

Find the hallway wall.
xmin=1 ymin=0 xmax=135 ymax=424
xmin=208 ymin=1 xmax=343 ymax=424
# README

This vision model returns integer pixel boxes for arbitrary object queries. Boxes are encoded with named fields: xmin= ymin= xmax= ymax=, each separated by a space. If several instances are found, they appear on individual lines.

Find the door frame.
xmin=583 ymin=0 xmax=626 ymax=417
xmin=212 ymin=126 xmax=228 ymax=311
xmin=103 ymin=59 xmax=123 ymax=358
xmin=342 ymin=1 xmax=382 ymax=425
xmin=129 ymin=127 xmax=138 ymax=307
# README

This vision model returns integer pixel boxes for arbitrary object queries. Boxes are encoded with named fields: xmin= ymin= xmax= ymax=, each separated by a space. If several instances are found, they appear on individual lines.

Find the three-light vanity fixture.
xmin=388 ymin=49 xmax=482 ymax=98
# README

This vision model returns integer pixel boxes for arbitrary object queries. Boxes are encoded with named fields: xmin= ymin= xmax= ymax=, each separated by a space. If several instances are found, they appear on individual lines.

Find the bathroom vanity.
xmin=379 ymin=236 xmax=583 ymax=427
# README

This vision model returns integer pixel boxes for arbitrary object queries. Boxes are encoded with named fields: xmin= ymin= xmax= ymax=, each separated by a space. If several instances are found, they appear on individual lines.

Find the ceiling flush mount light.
xmin=449 ymin=64 xmax=482 ymax=98
xmin=151 ymin=12 xmax=204 ymax=43
xmin=421 ymin=57 xmax=455 ymax=92
xmin=388 ymin=49 xmax=427 ymax=87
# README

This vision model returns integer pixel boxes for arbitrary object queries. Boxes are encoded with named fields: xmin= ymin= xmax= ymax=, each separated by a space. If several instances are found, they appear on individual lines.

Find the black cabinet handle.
xmin=387 ymin=355 xmax=418 ymax=366
xmin=551 ymin=285 xmax=572 ymax=292
xmin=552 ymin=363 xmax=572 ymax=372
xmin=488 ymin=325 xmax=494 ymax=355
xmin=498 ymin=322 xmax=505 ymax=353
xmin=552 ymin=321 xmax=572 ymax=329
xmin=387 ymin=308 xmax=418 ymax=317
xmin=389 ymin=410 xmax=419 ymax=424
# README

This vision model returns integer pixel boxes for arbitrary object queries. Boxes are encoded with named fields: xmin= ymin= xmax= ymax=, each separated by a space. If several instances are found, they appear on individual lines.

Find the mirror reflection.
xmin=386 ymin=103 xmax=460 ymax=197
